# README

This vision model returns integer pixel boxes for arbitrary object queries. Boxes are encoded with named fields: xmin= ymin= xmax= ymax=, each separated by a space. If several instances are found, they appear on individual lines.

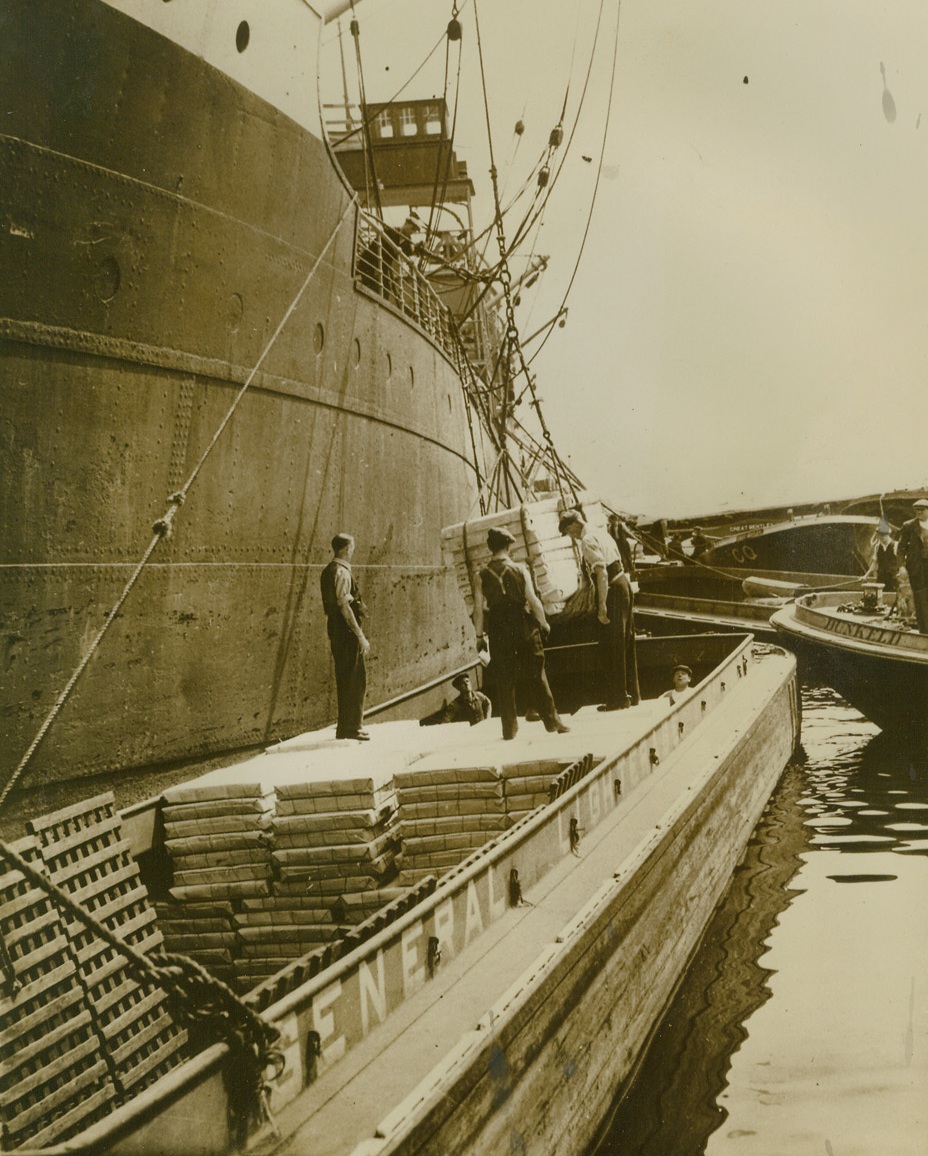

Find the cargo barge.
xmin=3 ymin=632 xmax=799 ymax=1154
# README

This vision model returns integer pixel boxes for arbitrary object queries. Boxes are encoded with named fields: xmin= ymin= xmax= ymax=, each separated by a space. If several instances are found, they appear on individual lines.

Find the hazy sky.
xmin=323 ymin=0 xmax=928 ymax=517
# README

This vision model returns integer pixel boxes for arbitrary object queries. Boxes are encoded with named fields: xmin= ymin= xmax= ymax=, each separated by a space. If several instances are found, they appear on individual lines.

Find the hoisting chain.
xmin=0 ymin=837 xmax=285 ymax=1141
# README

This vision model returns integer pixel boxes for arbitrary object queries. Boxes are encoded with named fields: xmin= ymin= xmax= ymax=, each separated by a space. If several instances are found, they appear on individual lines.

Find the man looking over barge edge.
xmin=320 ymin=533 xmax=370 ymax=740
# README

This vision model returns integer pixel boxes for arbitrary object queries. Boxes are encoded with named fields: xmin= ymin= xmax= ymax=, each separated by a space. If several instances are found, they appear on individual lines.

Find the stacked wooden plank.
xmin=393 ymin=757 xmax=509 ymax=884
xmin=0 ymin=836 xmax=116 ymax=1151
xmin=441 ymin=495 xmax=609 ymax=617
xmin=25 ymin=795 xmax=188 ymax=1104
xmin=501 ymin=758 xmax=573 ymax=816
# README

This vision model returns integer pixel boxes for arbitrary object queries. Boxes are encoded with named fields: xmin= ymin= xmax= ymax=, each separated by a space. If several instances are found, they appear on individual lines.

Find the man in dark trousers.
xmin=560 ymin=509 xmax=640 ymax=711
xmin=472 ymin=527 xmax=569 ymax=740
xmin=897 ymin=498 xmax=928 ymax=632
xmin=320 ymin=533 xmax=370 ymax=740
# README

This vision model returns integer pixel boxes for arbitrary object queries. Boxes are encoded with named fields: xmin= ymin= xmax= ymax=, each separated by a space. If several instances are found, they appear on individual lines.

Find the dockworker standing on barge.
xmin=320 ymin=533 xmax=370 ymax=740
xmin=559 ymin=509 xmax=641 ymax=711
xmin=897 ymin=498 xmax=928 ymax=632
xmin=472 ymin=527 xmax=569 ymax=740
xmin=866 ymin=519 xmax=901 ymax=593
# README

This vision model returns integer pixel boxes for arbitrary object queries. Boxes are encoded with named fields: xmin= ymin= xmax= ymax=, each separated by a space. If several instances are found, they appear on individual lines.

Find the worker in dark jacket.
xmin=472 ymin=527 xmax=569 ymax=740
xmin=419 ymin=673 xmax=492 ymax=726
xmin=320 ymin=533 xmax=370 ymax=740
xmin=897 ymin=498 xmax=928 ymax=632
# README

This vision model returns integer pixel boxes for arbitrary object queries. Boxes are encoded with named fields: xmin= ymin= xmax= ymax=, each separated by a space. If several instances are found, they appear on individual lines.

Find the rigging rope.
xmin=348 ymin=1 xmax=384 ymax=220
xmin=472 ymin=0 xmax=576 ymax=509
xmin=529 ymin=0 xmax=621 ymax=367
xmin=0 ymin=199 xmax=356 ymax=814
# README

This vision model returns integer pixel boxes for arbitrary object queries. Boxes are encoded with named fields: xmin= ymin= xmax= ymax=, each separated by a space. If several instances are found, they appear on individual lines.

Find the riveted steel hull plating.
xmin=0 ymin=1 xmax=481 ymax=786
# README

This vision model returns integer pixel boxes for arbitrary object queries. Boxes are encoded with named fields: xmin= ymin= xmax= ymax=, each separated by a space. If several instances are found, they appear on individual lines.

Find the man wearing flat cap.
xmin=472 ymin=526 xmax=569 ymax=740
xmin=419 ymin=671 xmax=492 ymax=727
xmin=897 ymin=498 xmax=928 ymax=631
xmin=559 ymin=508 xmax=640 ymax=711
xmin=659 ymin=664 xmax=693 ymax=706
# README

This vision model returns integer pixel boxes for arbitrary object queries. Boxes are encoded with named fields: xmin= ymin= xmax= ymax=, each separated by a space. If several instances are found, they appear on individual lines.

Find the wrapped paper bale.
xmin=235 ymin=765 xmax=400 ymax=982
xmin=441 ymin=495 xmax=609 ymax=617
xmin=154 ymin=901 xmax=238 ymax=984
xmin=501 ymin=758 xmax=573 ymax=816
xmin=162 ymin=770 xmax=276 ymax=904
xmin=393 ymin=759 xmax=508 ymax=879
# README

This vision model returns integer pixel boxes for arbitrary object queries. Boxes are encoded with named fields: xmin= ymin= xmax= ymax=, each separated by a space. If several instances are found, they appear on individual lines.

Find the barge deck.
xmin=7 ymin=634 xmax=798 ymax=1156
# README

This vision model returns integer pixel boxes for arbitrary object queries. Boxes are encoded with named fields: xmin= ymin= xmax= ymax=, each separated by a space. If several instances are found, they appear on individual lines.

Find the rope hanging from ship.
xmin=0 ymin=199 xmax=356 ymax=813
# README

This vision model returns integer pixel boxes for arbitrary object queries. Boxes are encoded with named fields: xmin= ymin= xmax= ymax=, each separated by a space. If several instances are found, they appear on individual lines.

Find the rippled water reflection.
xmin=592 ymin=687 xmax=928 ymax=1156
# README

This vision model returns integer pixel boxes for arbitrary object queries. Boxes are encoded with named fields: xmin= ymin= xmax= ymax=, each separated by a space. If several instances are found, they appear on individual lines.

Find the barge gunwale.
xmin=352 ymin=665 xmax=796 ymax=1156
xmin=13 ymin=635 xmax=799 ymax=1156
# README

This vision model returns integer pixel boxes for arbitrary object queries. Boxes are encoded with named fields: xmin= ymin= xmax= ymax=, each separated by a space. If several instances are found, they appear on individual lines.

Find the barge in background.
xmin=772 ymin=592 xmax=928 ymax=748
xmin=4 ymin=632 xmax=799 ymax=1154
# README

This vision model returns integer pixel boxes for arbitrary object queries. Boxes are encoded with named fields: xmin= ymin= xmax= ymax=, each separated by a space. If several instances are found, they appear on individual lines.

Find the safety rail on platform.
xmin=354 ymin=212 xmax=457 ymax=358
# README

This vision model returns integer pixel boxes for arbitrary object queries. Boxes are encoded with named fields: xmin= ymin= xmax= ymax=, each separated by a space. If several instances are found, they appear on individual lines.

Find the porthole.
xmin=313 ymin=322 xmax=324 ymax=354
xmin=229 ymin=293 xmax=243 ymax=332
xmin=94 ymin=256 xmax=121 ymax=303
xmin=236 ymin=21 xmax=250 ymax=53
xmin=352 ymin=338 xmax=361 ymax=367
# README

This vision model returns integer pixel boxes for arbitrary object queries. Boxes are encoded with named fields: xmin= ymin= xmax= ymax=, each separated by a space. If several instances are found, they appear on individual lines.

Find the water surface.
xmin=593 ymin=688 xmax=928 ymax=1155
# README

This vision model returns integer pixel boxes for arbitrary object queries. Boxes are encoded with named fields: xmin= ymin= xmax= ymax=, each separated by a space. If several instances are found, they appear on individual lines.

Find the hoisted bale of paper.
xmin=441 ymin=494 xmax=610 ymax=617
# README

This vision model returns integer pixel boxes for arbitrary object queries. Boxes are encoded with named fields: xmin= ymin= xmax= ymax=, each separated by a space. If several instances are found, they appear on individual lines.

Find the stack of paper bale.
xmin=441 ymin=495 xmax=609 ymax=617
xmin=153 ymin=901 xmax=239 ymax=988
xmin=234 ymin=769 xmax=400 ymax=986
xmin=24 ymin=794 xmax=188 ymax=1107
xmin=161 ymin=773 xmax=276 ymax=905
xmin=393 ymin=755 xmax=509 ymax=883
xmin=501 ymin=757 xmax=573 ymax=817
xmin=155 ymin=768 xmax=275 ymax=989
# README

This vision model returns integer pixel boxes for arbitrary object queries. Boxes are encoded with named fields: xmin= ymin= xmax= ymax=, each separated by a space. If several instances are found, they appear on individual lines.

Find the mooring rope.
xmin=0 ymin=199 xmax=355 ymax=814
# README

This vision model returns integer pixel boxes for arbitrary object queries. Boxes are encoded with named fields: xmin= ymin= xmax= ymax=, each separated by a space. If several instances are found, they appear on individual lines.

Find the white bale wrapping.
xmin=441 ymin=495 xmax=609 ymax=616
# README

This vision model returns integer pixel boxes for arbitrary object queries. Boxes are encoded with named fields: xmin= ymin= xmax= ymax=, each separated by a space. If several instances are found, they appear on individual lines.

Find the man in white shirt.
xmin=659 ymin=664 xmax=693 ymax=706
xmin=559 ymin=509 xmax=640 ymax=711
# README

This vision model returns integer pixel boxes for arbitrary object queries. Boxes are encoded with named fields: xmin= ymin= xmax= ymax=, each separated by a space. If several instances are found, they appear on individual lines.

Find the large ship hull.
xmin=1 ymin=1 xmax=483 ymax=787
